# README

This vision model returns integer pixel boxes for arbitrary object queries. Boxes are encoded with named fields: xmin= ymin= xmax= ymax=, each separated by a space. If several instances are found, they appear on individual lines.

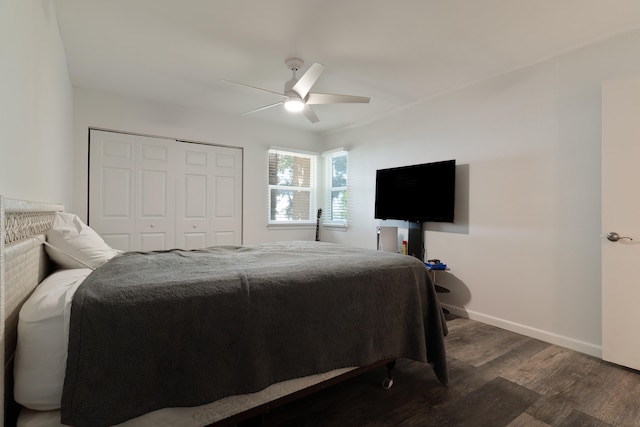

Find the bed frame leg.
xmin=382 ymin=360 xmax=396 ymax=389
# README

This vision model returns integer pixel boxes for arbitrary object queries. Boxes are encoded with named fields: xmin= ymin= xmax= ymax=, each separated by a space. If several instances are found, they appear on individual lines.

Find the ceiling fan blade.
xmin=292 ymin=63 xmax=326 ymax=98
xmin=220 ymin=79 xmax=286 ymax=98
xmin=302 ymin=105 xmax=319 ymax=123
xmin=306 ymin=93 xmax=371 ymax=105
xmin=242 ymin=101 xmax=284 ymax=115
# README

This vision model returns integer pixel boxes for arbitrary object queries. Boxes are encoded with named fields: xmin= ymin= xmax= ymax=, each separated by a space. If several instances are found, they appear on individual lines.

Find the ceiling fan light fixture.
xmin=284 ymin=98 xmax=304 ymax=112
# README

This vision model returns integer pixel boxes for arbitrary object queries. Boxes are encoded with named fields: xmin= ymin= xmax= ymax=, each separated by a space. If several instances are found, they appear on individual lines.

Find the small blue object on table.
xmin=425 ymin=262 xmax=447 ymax=270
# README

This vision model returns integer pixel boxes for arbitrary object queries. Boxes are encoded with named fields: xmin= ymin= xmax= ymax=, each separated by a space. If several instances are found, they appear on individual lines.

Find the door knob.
xmin=607 ymin=232 xmax=633 ymax=242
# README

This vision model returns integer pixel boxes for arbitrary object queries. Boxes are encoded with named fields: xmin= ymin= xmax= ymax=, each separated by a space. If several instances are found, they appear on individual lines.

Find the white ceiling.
xmin=53 ymin=0 xmax=640 ymax=134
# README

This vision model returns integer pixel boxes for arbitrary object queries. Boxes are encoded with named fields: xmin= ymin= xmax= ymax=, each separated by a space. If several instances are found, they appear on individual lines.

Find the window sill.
xmin=267 ymin=222 xmax=316 ymax=230
xmin=322 ymin=222 xmax=349 ymax=231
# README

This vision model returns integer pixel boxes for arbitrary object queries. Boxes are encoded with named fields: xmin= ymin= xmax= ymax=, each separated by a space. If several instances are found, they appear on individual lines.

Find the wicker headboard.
xmin=0 ymin=196 xmax=64 ymax=425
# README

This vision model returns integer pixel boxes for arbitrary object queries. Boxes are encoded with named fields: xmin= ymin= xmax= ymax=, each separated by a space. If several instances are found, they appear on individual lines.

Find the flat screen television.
xmin=375 ymin=159 xmax=456 ymax=222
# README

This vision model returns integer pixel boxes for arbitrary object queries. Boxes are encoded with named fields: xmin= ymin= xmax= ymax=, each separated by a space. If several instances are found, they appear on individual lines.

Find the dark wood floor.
xmin=238 ymin=316 xmax=640 ymax=426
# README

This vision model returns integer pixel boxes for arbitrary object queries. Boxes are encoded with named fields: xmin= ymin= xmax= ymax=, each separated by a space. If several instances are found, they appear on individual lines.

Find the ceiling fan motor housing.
xmin=284 ymin=80 xmax=300 ymax=98
xmin=283 ymin=77 xmax=304 ymax=111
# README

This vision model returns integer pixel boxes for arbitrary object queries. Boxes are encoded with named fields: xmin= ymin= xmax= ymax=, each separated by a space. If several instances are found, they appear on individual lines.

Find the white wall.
xmin=72 ymin=88 xmax=323 ymax=243
xmin=321 ymin=29 xmax=640 ymax=356
xmin=0 ymin=0 xmax=73 ymax=207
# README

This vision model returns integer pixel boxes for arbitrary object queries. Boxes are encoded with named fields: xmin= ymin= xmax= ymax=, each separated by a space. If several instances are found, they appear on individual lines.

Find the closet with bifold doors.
xmin=88 ymin=129 xmax=243 ymax=252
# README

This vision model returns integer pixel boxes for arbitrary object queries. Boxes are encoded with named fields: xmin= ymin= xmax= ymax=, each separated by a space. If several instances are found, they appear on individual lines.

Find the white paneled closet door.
xmin=174 ymin=143 xmax=242 ymax=249
xmin=89 ymin=130 xmax=242 ymax=251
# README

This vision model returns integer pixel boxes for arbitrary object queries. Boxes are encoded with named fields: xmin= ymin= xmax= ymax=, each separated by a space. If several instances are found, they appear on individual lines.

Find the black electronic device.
xmin=374 ymin=159 xmax=456 ymax=222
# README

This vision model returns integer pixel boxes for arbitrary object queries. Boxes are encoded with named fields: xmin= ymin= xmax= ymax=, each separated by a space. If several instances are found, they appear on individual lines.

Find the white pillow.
xmin=14 ymin=268 xmax=92 ymax=410
xmin=46 ymin=212 xmax=120 ymax=269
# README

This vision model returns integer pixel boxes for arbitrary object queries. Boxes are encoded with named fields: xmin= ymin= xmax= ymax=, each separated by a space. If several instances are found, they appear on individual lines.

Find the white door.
xmin=89 ymin=130 xmax=176 ymax=251
xmin=88 ymin=131 xmax=137 ymax=250
xmin=602 ymin=73 xmax=640 ymax=370
xmin=89 ymin=130 xmax=242 ymax=251
xmin=175 ymin=143 xmax=242 ymax=249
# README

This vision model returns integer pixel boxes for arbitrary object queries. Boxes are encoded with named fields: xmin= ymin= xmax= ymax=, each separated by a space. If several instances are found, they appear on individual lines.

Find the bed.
xmin=1 ymin=196 xmax=448 ymax=427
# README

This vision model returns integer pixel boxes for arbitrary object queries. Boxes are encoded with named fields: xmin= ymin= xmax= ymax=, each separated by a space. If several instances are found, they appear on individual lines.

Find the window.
xmin=324 ymin=150 xmax=348 ymax=226
xmin=268 ymin=148 xmax=317 ymax=224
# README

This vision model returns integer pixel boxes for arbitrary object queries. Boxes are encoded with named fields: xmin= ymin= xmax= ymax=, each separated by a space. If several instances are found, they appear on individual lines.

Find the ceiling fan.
xmin=221 ymin=58 xmax=370 ymax=123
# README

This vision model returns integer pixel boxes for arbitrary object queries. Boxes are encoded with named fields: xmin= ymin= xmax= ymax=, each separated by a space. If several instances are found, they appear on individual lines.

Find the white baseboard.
xmin=441 ymin=303 xmax=602 ymax=358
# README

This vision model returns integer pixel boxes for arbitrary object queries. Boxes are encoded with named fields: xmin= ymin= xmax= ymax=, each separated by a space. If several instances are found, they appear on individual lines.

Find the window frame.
xmin=322 ymin=149 xmax=349 ymax=228
xmin=267 ymin=148 xmax=318 ymax=226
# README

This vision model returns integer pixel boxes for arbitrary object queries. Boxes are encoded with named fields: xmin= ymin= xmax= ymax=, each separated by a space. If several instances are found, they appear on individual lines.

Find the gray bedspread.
xmin=61 ymin=241 xmax=448 ymax=427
